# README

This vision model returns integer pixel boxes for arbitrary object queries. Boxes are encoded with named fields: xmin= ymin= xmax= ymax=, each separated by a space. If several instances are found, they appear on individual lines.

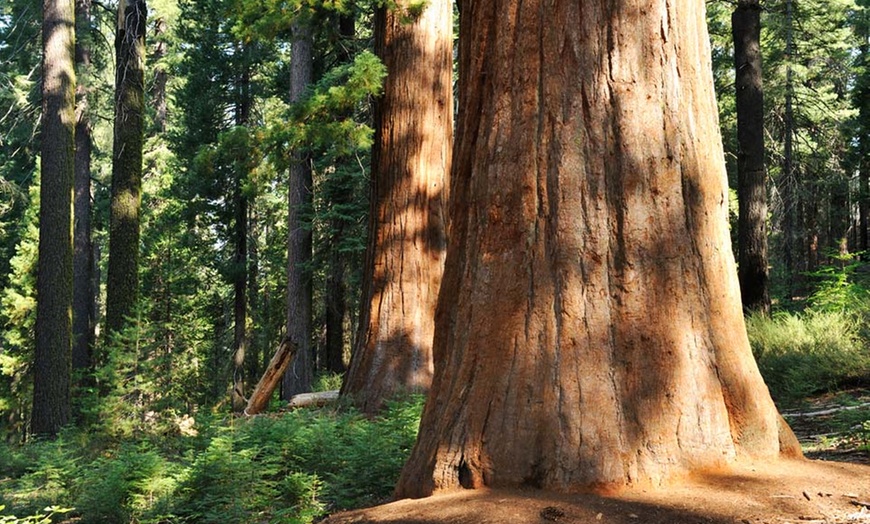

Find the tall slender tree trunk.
xmin=106 ymin=0 xmax=146 ymax=337
xmin=73 ymin=0 xmax=94 ymax=370
xmin=781 ymin=0 xmax=797 ymax=284
xmin=322 ymin=12 xmax=356 ymax=376
xmin=231 ymin=62 xmax=252 ymax=411
xmin=857 ymin=13 xmax=869 ymax=255
xmin=395 ymin=0 xmax=800 ymax=498
xmin=33 ymin=0 xmax=75 ymax=436
xmin=325 ymin=230 xmax=347 ymax=374
xmin=150 ymin=16 xmax=167 ymax=133
xmin=340 ymin=0 xmax=453 ymax=412
xmin=283 ymin=22 xmax=314 ymax=399
xmin=733 ymin=0 xmax=769 ymax=314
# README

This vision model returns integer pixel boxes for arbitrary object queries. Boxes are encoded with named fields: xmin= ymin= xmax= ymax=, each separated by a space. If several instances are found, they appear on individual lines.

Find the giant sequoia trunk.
xmin=395 ymin=0 xmax=800 ymax=497
xmin=106 ymin=0 xmax=146 ymax=336
xmin=340 ymin=0 xmax=452 ymax=412
xmin=33 ymin=0 xmax=75 ymax=435
xmin=733 ymin=0 xmax=769 ymax=314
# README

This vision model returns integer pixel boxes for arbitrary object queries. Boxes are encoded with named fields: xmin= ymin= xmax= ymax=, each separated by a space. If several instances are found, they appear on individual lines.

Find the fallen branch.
xmin=287 ymin=390 xmax=340 ymax=409
xmin=244 ymin=338 xmax=298 ymax=416
xmin=781 ymin=402 xmax=870 ymax=418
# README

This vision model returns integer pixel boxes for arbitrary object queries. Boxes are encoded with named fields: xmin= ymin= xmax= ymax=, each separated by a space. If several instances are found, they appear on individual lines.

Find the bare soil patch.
xmin=324 ymin=459 xmax=870 ymax=524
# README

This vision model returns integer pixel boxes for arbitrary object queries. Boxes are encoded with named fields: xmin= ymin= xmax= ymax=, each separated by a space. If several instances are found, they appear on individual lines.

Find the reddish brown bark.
xmin=340 ymin=0 xmax=453 ymax=412
xmin=395 ymin=0 xmax=800 ymax=498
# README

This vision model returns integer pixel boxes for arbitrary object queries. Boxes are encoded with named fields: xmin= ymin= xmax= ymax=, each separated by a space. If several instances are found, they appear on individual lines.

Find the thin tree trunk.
xmin=106 ymin=0 xmax=146 ymax=336
xmin=150 ymin=16 xmax=167 ymax=133
xmin=73 ymin=0 xmax=94 ymax=370
xmin=325 ymin=233 xmax=346 ymax=373
xmin=283 ymin=22 xmax=314 ymax=399
xmin=340 ymin=0 xmax=453 ymax=412
xmin=322 ymin=11 xmax=356 ymax=376
xmin=781 ymin=0 xmax=797 ymax=284
xmin=232 ymin=61 xmax=251 ymax=412
xmin=395 ymin=0 xmax=800 ymax=498
xmin=33 ymin=0 xmax=75 ymax=436
xmin=733 ymin=0 xmax=769 ymax=314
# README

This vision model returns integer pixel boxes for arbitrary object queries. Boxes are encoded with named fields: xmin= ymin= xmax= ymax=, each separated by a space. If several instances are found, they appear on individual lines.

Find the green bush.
xmin=746 ymin=310 xmax=870 ymax=400
xmin=0 ymin=396 xmax=423 ymax=524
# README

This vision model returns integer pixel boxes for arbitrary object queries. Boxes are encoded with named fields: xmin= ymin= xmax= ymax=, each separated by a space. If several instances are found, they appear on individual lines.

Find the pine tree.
xmin=32 ymin=0 xmax=76 ymax=436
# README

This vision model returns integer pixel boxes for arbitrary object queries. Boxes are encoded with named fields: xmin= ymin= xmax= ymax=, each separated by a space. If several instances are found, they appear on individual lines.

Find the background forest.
xmin=0 ymin=0 xmax=869 ymax=521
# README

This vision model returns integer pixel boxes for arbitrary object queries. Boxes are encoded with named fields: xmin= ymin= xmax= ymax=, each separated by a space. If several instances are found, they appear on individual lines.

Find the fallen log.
xmin=244 ymin=337 xmax=297 ymax=415
xmin=287 ymin=390 xmax=340 ymax=409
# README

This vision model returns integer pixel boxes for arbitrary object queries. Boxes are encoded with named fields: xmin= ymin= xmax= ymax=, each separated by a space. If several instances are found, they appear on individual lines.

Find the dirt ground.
xmin=325 ymin=390 xmax=870 ymax=524
xmin=324 ymin=459 xmax=870 ymax=524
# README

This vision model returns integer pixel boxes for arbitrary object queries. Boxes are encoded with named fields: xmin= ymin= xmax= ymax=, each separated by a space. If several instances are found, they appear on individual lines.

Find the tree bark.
xmin=395 ymin=0 xmax=800 ymax=498
xmin=322 ymin=10 xmax=356 ymax=376
xmin=781 ymin=0 xmax=798 ymax=284
xmin=33 ymin=0 xmax=75 ymax=436
xmin=73 ymin=0 xmax=94 ymax=371
xmin=150 ymin=16 xmax=167 ymax=133
xmin=325 ymin=238 xmax=347 ymax=373
xmin=733 ymin=0 xmax=769 ymax=315
xmin=283 ymin=22 xmax=314 ymax=399
xmin=340 ymin=0 xmax=453 ymax=412
xmin=231 ymin=62 xmax=252 ymax=412
xmin=106 ymin=0 xmax=146 ymax=337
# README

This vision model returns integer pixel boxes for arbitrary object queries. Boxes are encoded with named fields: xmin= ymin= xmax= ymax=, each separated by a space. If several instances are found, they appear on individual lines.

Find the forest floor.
xmin=324 ymin=389 xmax=870 ymax=524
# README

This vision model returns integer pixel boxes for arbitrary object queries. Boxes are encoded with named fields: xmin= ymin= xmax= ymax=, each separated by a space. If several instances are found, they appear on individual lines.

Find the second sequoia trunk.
xmin=341 ymin=0 xmax=453 ymax=412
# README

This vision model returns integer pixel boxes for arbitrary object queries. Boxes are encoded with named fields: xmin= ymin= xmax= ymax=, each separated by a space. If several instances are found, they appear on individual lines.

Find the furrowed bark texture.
xmin=341 ymin=0 xmax=452 ymax=412
xmin=33 ymin=0 xmax=75 ymax=435
xmin=73 ymin=0 xmax=94 ymax=371
xmin=283 ymin=22 xmax=314 ymax=399
xmin=733 ymin=0 xmax=769 ymax=314
xmin=395 ymin=0 xmax=800 ymax=498
xmin=106 ymin=0 xmax=146 ymax=336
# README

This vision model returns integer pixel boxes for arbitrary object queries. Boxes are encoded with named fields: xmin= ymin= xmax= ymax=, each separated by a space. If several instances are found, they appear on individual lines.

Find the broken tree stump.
xmin=244 ymin=337 xmax=297 ymax=415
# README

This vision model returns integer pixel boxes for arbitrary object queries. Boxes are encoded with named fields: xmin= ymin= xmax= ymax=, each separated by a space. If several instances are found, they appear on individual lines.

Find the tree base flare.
xmin=327 ymin=460 xmax=869 ymax=524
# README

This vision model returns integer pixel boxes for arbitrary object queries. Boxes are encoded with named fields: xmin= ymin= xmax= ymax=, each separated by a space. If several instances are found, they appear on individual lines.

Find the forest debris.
xmin=539 ymin=506 xmax=565 ymax=522
xmin=244 ymin=338 xmax=298 ymax=416
xmin=782 ymin=403 xmax=870 ymax=418
xmin=287 ymin=390 xmax=340 ymax=409
xmin=803 ymin=491 xmax=812 ymax=500
xmin=850 ymin=501 xmax=870 ymax=510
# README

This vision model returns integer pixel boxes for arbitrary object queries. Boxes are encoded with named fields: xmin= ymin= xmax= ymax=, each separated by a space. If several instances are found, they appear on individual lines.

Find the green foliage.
xmin=0 ymin=506 xmax=72 ymax=524
xmin=0 ymin=397 xmax=423 ymax=523
xmin=747 ymin=309 xmax=870 ymax=399
xmin=807 ymin=252 xmax=870 ymax=313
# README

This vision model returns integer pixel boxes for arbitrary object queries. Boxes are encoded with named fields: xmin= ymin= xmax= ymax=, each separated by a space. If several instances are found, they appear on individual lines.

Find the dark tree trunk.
xmin=232 ymin=62 xmax=251 ymax=412
xmin=33 ymin=0 xmax=75 ymax=436
xmin=340 ymin=0 xmax=453 ymax=412
xmin=322 ymin=11 xmax=356 ymax=376
xmin=732 ymin=0 xmax=769 ymax=314
xmin=283 ymin=22 xmax=314 ymax=399
xmin=324 ymin=234 xmax=346 ymax=374
xmin=73 ymin=0 xmax=94 ymax=371
xmin=395 ymin=0 xmax=800 ymax=498
xmin=781 ymin=0 xmax=798 ymax=285
xmin=150 ymin=16 xmax=167 ymax=132
xmin=106 ymin=0 xmax=146 ymax=336
xmin=860 ymin=167 xmax=869 ymax=252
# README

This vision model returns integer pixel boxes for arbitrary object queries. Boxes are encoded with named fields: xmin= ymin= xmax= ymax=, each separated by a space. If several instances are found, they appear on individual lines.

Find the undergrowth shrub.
xmin=746 ymin=310 xmax=870 ymax=400
xmin=0 ymin=396 xmax=423 ymax=524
